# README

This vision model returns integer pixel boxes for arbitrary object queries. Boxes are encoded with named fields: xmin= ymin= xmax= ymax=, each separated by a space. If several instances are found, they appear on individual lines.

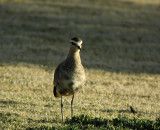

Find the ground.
xmin=0 ymin=0 xmax=160 ymax=129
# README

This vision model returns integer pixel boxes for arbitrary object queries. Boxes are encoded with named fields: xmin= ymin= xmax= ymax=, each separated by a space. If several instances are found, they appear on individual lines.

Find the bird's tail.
xmin=53 ymin=86 xmax=58 ymax=97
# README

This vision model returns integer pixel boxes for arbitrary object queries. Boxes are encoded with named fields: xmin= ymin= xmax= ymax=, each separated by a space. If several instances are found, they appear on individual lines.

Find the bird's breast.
xmin=60 ymin=71 xmax=85 ymax=94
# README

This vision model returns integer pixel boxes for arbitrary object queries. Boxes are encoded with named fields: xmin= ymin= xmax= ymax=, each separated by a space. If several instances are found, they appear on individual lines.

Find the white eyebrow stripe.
xmin=70 ymin=40 xmax=83 ymax=45
xmin=70 ymin=40 xmax=77 ymax=44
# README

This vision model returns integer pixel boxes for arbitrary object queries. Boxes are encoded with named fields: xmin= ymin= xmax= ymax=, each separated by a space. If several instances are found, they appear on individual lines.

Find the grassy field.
xmin=0 ymin=0 xmax=160 ymax=129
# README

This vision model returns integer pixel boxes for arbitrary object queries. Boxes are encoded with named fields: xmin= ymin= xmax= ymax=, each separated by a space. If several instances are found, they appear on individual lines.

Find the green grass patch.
xmin=24 ymin=114 xmax=160 ymax=129
xmin=65 ymin=115 xmax=160 ymax=130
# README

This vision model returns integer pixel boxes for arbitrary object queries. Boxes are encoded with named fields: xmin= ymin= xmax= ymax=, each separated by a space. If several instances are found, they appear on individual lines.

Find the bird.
xmin=53 ymin=37 xmax=86 ymax=121
xmin=130 ymin=106 xmax=137 ymax=114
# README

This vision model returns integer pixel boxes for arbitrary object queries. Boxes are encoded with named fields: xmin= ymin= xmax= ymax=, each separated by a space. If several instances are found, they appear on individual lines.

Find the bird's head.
xmin=70 ymin=37 xmax=83 ymax=51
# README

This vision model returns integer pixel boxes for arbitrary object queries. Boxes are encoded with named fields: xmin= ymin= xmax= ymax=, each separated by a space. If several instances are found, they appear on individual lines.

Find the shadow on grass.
xmin=0 ymin=112 xmax=21 ymax=125
xmin=27 ymin=117 xmax=58 ymax=124
xmin=100 ymin=109 xmax=132 ymax=114
xmin=0 ymin=112 xmax=20 ymax=118
xmin=0 ymin=1 xmax=160 ymax=74
xmin=92 ymin=108 xmax=133 ymax=114
xmin=92 ymin=108 xmax=159 ymax=116
xmin=0 ymin=100 xmax=36 ymax=106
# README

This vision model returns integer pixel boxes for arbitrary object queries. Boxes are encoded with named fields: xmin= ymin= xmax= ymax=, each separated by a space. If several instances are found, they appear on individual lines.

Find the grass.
xmin=0 ymin=0 xmax=160 ymax=129
xmin=27 ymin=115 xmax=160 ymax=129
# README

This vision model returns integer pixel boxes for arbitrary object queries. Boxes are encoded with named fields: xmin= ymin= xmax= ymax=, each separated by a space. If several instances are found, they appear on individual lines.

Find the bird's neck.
xmin=66 ymin=47 xmax=81 ymax=65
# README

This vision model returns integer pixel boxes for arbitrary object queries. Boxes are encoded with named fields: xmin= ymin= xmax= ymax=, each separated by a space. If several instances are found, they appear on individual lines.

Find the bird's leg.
xmin=61 ymin=96 xmax=63 ymax=121
xmin=71 ymin=94 xmax=74 ymax=119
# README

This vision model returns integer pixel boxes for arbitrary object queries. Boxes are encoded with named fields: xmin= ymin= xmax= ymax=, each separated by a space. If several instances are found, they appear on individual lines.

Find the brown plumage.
xmin=53 ymin=37 xmax=85 ymax=121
